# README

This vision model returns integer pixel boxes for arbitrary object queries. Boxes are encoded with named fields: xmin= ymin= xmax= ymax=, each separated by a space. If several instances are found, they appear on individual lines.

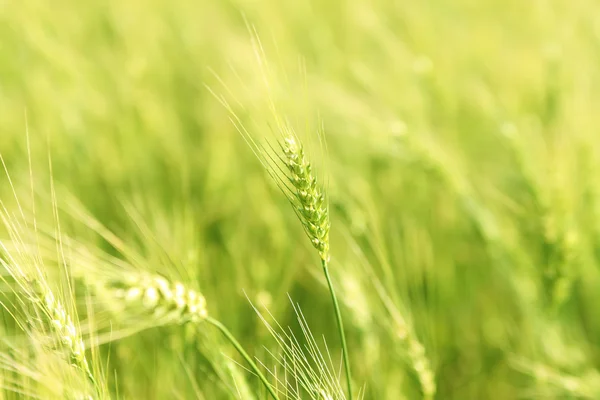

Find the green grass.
xmin=2 ymin=0 xmax=600 ymax=398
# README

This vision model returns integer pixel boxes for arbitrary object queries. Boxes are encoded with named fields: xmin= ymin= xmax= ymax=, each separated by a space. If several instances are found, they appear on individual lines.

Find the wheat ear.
xmin=25 ymin=280 xmax=102 ymax=398
xmin=403 ymin=332 xmax=436 ymax=400
xmin=108 ymin=273 xmax=208 ymax=324
xmin=102 ymin=271 xmax=279 ymax=400
xmin=41 ymin=290 xmax=94 ymax=382
xmin=0 ymin=251 xmax=99 ymax=393
xmin=281 ymin=136 xmax=330 ymax=262
xmin=280 ymin=134 xmax=352 ymax=400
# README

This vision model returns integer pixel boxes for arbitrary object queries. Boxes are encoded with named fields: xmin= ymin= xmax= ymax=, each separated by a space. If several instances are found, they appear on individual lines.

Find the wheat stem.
xmin=206 ymin=317 xmax=279 ymax=400
xmin=322 ymin=259 xmax=352 ymax=400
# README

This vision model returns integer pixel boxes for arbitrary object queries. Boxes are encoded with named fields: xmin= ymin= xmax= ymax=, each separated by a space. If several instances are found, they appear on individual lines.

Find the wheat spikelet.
xmin=281 ymin=136 xmax=330 ymax=262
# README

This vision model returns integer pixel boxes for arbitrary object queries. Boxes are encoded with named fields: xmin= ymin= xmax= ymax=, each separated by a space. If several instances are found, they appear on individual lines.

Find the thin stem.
xmin=206 ymin=317 xmax=280 ymax=400
xmin=322 ymin=259 xmax=352 ymax=400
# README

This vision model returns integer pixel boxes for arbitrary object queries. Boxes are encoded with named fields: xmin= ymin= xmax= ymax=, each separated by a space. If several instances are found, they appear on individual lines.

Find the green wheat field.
xmin=1 ymin=0 xmax=600 ymax=399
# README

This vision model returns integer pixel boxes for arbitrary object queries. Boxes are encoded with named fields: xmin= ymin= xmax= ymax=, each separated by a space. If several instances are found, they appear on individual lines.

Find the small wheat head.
xmin=40 ymin=288 xmax=95 ymax=385
xmin=406 ymin=335 xmax=436 ymax=400
xmin=282 ymin=136 xmax=330 ymax=261
xmin=110 ymin=273 xmax=208 ymax=324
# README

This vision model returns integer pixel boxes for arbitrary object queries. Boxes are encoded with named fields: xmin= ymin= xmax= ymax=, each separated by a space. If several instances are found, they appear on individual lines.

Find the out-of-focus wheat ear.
xmin=39 ymin=287 xmax=96 ymax=386
xmin=94 ymin=267 xmax=278 ymax=399
xmin=0 ymin=154 xmax=102 ymax=397
xmin=511 ymin=358 xmax=600 ymax=398
xmin=107 ymin=272 xmax=208 ymax=324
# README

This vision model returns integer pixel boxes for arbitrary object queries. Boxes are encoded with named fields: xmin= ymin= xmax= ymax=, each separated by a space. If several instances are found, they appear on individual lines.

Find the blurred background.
xmin=2 ymin=0 xmax=600 ymax=398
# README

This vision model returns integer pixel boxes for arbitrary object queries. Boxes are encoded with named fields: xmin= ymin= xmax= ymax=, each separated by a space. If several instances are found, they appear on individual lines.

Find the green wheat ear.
xmin=281 ymin=135 xmax=330 ymax=261
xmin=273 ymin=133 xmax=352 ymax=399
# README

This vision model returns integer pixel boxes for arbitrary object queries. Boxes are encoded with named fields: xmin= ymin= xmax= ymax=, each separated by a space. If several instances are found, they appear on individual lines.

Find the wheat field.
xmin=1 ymin=0 xmax=600 ymax=399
